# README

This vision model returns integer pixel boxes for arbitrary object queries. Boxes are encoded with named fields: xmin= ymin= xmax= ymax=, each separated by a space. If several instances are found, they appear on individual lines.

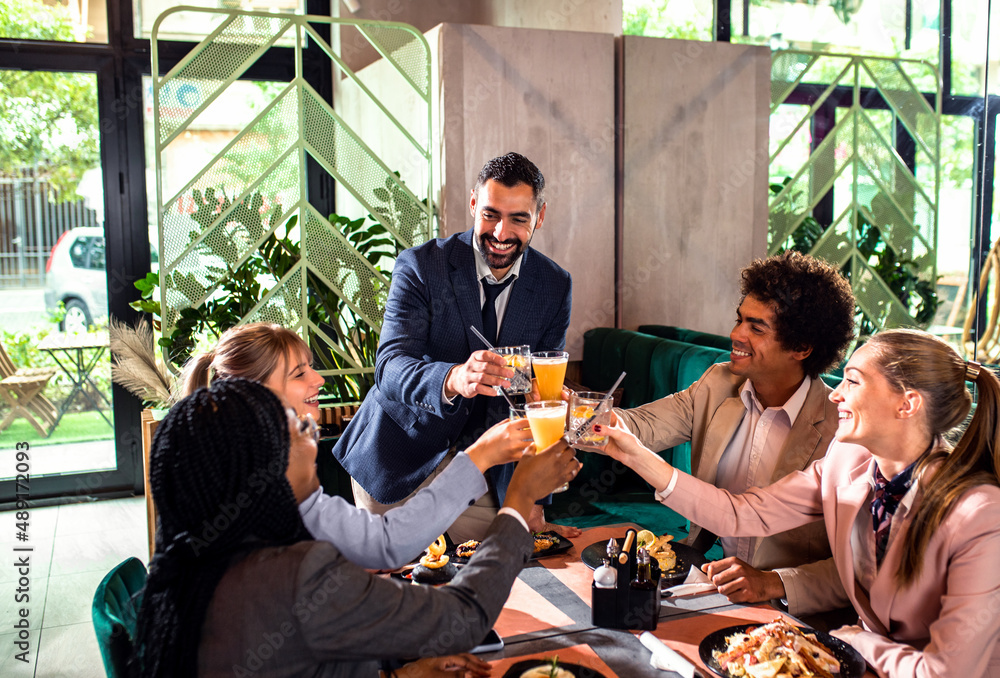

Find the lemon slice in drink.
xmin=572 ymin=405 xmax=595 ymax=419
xmin=636 ymin=529 xmax=655 ymax=550
xmin=506 ymin=354 xmax=528 ymax=369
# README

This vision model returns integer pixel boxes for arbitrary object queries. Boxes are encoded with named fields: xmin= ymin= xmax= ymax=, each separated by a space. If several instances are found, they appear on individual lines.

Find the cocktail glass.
xmin=566 ymin=391 xmax=611 ymax=449
xmin=531 ymin=350 xmax=569 ymax=401
xmin=524 ymin=399 xmax=569 ymax=492
xmin=494 ymin=345 xmax=532 ymax=395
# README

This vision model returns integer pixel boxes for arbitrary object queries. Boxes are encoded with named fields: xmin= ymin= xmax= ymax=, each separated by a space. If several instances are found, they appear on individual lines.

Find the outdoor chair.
xmin=0 ymin=341 xmax=58 ymax=437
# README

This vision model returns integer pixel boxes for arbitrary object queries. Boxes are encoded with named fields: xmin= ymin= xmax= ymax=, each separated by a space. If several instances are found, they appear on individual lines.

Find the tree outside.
xmin=0 ymin=0 xmax=98 ymax=198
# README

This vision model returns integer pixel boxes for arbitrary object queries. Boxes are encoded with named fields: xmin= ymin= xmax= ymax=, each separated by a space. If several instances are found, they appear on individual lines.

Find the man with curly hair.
xmin=615 ymin=251 xmax=856 ymax=621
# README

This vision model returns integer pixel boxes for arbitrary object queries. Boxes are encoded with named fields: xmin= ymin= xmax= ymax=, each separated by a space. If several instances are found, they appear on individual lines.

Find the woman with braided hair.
xmin=134 ymin=378 xmax=580 ymax=677
xmin=179 ymin=322 xmax=534 ymax=569
xmin=596 ymin=329 xmax=1000 ymax=677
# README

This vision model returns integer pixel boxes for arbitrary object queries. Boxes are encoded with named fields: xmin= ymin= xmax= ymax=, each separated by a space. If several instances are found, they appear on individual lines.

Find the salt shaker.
xmin=594 ymin=556 xmax=617 ymax=588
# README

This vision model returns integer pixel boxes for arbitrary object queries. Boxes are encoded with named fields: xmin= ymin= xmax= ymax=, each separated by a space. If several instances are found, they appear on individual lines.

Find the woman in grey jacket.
xmin=133 ymin=378 xmax=579 ymax=677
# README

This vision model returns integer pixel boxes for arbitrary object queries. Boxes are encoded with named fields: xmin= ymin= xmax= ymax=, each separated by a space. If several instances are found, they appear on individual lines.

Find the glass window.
xmin=0 ymin=0 xmax=108 ymax=44
xmin=955 ymin=0 xmax=991 ymax=96
xmin=134 ymin=0 xmax=302 ymax=41
xmin=732 ymin=0 xmax=939 ymax=61
xmin=623 ymin=0 xmax=713 ymax=40
xmin=0 ymin=67 xmax=114 ymax=476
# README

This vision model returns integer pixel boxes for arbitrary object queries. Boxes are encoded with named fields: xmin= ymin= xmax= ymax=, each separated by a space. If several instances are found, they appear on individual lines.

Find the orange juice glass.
xmin=524 ymin=400 xmax=569 ymax=492
xmin=531 ymin=351 xmax=569 ymax=401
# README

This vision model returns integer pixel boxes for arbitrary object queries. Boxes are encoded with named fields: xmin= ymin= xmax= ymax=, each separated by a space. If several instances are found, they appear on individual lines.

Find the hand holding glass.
xmin=531 ymin=351 xmax=569 ymax=401
xmin=566 ymin=391 xmax=611 ymax=449
xmin=493 ymin=345 xmax=532 ymax=395
xmin=524 ymin=400 xmax=570 ymax=492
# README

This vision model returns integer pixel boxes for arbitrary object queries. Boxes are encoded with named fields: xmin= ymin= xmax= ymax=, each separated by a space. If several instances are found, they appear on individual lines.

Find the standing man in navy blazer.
xmin=333 ymin=153 xmax=575 ymax=541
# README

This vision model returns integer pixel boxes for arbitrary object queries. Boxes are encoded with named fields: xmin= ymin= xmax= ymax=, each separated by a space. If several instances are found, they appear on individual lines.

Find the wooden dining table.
xmin=479 ymin=523 xmax=875 ymax=678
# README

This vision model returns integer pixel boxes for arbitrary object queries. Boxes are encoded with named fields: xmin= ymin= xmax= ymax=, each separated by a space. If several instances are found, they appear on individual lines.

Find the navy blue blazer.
xmin=333 ymin=229 xmax=572 ymax=504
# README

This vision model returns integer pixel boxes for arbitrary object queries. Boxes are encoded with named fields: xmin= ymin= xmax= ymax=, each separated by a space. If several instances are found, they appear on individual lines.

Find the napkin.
xmin=639 ymin=631 xmax=701 ymax=677
xmin=664 ymin=565 xmax=717 ymax=597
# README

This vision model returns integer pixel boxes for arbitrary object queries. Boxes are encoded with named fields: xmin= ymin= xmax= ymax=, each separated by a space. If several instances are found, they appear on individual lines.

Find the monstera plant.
xmin=132 ymin=188 xmax=400 ymax=403
xmin=770 ymin=177 xmax=938 ymax=337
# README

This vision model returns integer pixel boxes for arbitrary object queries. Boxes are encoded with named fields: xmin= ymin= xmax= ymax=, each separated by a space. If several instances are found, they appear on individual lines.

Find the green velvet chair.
xmin=638 ymin=324 xmax=733 ymax=351
xmin=92 ymin=557 xmax=146 ymax=678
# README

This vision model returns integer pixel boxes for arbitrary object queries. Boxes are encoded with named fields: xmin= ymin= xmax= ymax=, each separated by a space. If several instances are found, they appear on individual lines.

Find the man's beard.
xmin=479 ymin=232 xmax=529 ymax=271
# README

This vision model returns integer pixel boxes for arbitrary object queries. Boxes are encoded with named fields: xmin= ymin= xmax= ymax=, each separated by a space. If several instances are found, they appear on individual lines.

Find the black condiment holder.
xmin=591 ymin=529 xmax=660 ymax=630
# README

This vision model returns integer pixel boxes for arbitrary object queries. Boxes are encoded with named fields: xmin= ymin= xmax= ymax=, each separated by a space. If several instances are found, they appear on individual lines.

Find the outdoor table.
xmin=480 ymin=523 xmax=876 ymax=678
xmin=36 ymin=330 xmax=112 ymax=431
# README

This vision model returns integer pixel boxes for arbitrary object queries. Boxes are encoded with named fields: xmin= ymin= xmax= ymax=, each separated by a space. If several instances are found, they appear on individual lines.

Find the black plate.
xmin=698 ymin=623 xmax=867 ymax=678
xmin=530 ymin=531 xmax=574 ymax=560
xmin=580 ymin=537 xmax=708 ymax=587
xmin=502 ymin=659 xmax=609 ymax=678
xmin=451 ymin=531 xmax=573 ymax=563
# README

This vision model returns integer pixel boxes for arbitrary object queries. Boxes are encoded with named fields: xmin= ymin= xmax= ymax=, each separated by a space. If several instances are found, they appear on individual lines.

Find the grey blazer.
xmin=198 ymin=513 xmax=532 ymax=677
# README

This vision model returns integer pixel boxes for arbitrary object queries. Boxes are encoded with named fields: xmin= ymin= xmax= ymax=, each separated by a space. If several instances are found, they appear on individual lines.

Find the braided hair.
xmin=131 ymin=378 xmax=311 ymax=677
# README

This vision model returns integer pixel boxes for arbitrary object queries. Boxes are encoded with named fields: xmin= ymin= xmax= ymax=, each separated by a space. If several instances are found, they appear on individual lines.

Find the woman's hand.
xmin=284 ymin=408 xmax=320 ymax=504
xmin=395 ymin=653 xmax=491 ymax=677
xmin=593 ymin=413 xmax=651 ymax=462
xmin=592 ymin=414 xmax=677 ymax=493
xmin=465 ymin=417 xmax=534 ymax=474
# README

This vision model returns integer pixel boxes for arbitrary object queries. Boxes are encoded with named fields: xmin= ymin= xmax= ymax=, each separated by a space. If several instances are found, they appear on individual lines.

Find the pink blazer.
xmin=668 ymin=442 xmax=1000 ymax=677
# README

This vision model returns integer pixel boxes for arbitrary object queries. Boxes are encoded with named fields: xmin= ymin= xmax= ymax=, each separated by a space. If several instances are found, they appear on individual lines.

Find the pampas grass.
xmin=109 ymin=317 xmax=175 ymax=408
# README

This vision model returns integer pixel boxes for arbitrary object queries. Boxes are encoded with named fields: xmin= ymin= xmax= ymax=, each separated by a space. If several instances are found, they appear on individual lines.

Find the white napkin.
xmin=639 ymin=631 xmax=701 ymax=677
xmin=664 ymin=565 xmax=717 ymax=597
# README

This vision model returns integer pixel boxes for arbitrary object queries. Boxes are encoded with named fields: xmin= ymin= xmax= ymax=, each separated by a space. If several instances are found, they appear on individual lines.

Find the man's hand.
xmin=502 ymin=440 xmax=581 ymax=519
xmin=445 ymin=350 xmax=513 ymax=399
xmin=465 ymin=417 xmax=534 ymax=474
xmin=526 ymin=504 xmax=583 ymax=537
xmin=395 ymin=654 xmax=491 ymax=678
xmin=701 ymin=557 xmax=786 ymax=604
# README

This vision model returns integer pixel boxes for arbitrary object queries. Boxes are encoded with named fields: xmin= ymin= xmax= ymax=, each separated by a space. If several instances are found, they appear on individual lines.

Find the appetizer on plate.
xmin=712 ymin=619 xmax=840 ymax=678
xmin=637 ymin=529 xmax=677 ymax=573
xmin=519 ymin=656 xmax=575 ymax=678
xmin=455 ymin=539 xmax=480 ymax=558
xmin=411 ymin=535 xmax=457 ymax=585
xmin=533 ymin=533 xmax=559 ymax=553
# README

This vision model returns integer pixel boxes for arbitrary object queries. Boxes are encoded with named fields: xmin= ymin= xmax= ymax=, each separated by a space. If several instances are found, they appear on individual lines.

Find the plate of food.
xmin=530 ymin=531 xmax=573 ymax=559
xmin=450 ymin=531 xmax=572 ymax=563
xmin=502 ymin=656 xmax=609 ymax=678
xmin=580 ymin=530 xmax=708 ymax=587
xmin=698 ymin=618 xmax=867 ymax=678
xmin=391 ymin=535 xmax=461 ymax=586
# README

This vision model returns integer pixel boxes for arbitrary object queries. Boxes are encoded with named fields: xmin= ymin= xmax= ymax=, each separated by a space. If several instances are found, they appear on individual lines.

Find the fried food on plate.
xmin=412 ymin=535 xmax=457 ymax=585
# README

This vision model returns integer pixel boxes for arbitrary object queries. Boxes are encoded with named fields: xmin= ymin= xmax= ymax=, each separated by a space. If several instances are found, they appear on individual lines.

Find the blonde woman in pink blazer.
xmin=596 ymin=329 xmax=1000 ymax=677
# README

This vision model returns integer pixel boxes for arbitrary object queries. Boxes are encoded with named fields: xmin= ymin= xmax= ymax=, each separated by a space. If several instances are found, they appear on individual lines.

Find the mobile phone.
xmin=470 ymin=628 xmax=504 ymax=654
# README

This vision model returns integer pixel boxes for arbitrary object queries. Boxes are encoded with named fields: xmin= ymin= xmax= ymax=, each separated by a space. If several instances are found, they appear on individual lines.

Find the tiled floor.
xmin=0 ymin=496 xmax=147 ymax=678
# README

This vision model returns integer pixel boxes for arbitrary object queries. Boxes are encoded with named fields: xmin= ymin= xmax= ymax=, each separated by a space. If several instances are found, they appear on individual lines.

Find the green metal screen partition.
xmin=151 ymin=7 xmax=432 ymax=393
xmin=769 ymin=50 xmax=941 ymax=333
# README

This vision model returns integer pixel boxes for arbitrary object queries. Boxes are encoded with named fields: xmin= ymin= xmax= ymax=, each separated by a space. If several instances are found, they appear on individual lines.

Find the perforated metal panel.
xmin=769 ymin=50 xmax=940 ymax=332
xmin=152 ymin=8 xmax=432 ymax=383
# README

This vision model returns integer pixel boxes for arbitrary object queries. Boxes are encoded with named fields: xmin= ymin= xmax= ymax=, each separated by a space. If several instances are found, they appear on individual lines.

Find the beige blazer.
xmin=669 ymin=443 xmax=1000 ymax=677
xmin=617 ymin=362 xmax=847 ymax=614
